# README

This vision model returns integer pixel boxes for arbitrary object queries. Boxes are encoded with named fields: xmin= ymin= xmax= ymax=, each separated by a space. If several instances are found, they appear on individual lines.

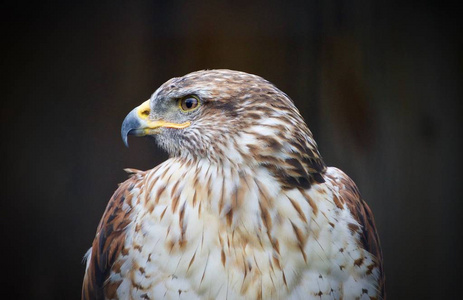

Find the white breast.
xmin=110 ymin=159 xmax=380 ymax=299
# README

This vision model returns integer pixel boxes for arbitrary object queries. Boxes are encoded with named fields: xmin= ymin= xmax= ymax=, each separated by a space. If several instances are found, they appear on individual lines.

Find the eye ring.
xmin=179 ymin=95 xmax=200 ymax=112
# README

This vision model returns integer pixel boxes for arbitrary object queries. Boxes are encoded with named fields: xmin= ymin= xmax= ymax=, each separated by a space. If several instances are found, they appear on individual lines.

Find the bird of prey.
xmin=82 ymin=69 xmax=384 ymax=299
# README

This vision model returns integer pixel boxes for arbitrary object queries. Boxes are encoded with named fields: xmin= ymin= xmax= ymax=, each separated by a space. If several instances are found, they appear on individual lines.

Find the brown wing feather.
xmin=326 ymin=167 xmax=385 ymax=299
xmin=82 ymin=172 xmax=143 ymax=300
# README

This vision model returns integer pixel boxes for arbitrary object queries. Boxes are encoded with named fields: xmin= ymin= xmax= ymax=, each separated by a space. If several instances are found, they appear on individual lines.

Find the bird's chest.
xmin=124 ymin=207 xmax=322 ymax=300
xmin=111 ymin=166 xmax=373 ymax=299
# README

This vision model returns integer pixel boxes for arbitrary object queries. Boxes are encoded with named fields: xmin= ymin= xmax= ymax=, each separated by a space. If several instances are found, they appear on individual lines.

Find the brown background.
xmin=2 ymin=1 xmax=462 ymax=299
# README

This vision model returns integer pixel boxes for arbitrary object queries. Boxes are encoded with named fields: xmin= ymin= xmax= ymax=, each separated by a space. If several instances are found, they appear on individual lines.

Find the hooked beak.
xmin=121 ymin=100 xmax=191 ymax=147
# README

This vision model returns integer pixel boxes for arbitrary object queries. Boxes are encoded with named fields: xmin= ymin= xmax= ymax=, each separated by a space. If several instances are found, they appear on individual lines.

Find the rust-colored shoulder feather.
xmin=82 ymin=172 xmax=143 ymax=300
xmin=326 ymin=167 xmax=385 ymax=299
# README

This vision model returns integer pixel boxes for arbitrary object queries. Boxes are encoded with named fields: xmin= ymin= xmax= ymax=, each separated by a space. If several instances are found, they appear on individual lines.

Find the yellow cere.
xmin=137 ymin=100 xmax=151 ymax=119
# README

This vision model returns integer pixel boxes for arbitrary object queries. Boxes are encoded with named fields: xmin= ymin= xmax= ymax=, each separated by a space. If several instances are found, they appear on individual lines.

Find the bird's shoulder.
xmin=82 ymin=169 xmax=146 ymax=300
xmin=324 ymin=166 xmax=385 ymax=297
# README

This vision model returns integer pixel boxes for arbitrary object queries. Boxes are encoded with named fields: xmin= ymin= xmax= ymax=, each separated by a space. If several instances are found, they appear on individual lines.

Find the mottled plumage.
xmin=82 ymin=69 xmax=384 ymax=299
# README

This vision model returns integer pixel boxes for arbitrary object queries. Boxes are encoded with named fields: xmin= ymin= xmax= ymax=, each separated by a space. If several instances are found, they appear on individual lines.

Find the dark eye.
xmin=179 ymin=96 xmax=200 ymax=112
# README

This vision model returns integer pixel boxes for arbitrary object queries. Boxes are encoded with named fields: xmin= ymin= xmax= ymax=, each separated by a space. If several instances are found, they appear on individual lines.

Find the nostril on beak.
xmin=140 ymin=109 xmax=150 ymax=118
xmin=141 ymin=109 xmax=150 ymax=117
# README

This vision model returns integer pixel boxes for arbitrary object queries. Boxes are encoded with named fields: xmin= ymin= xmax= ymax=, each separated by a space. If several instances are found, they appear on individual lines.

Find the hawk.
xmin=82 ymin=69 xmax=384 ymax=299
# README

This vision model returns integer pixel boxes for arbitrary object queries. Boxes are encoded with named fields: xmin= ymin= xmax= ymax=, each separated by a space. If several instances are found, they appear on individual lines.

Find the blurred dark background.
xmin=2 ymin=1 xmax=462 ymax=299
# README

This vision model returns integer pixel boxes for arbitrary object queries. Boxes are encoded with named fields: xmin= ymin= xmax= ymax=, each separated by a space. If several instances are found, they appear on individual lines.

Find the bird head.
xmin=122 ymin=69 xmax=325 ymax=185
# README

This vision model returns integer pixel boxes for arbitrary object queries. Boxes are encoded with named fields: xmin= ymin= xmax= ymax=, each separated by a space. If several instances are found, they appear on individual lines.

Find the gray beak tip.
xmin=122 ymin=135 xmax=129 ymax=148
xmin=121 ymin=108 xmax=140 ymax=148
